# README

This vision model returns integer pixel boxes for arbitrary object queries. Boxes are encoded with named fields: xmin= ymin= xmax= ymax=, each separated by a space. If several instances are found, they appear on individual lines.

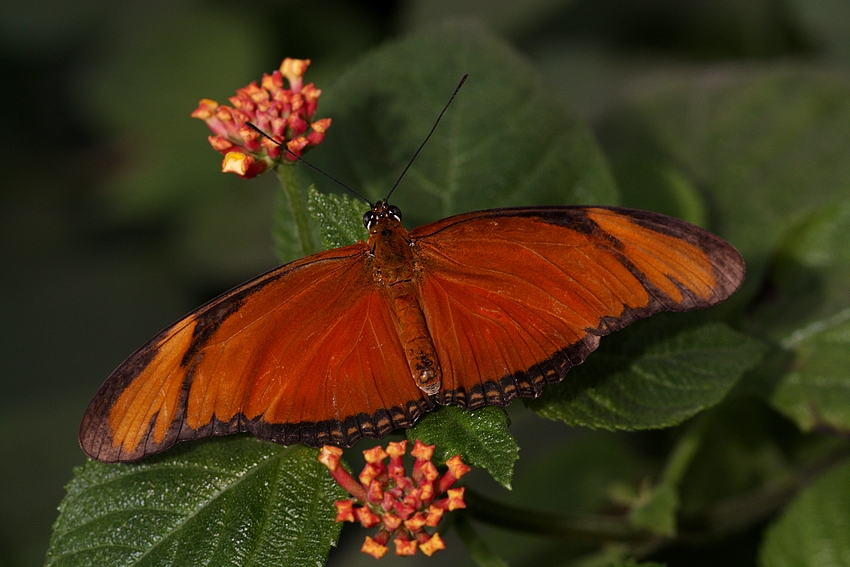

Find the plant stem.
xmin=464 ymin=489 xmax=656 ymax=545
xmin=464 ymin=446 xmax=850 ymax=552
xmin=275 ymin=164 xmax=315 ymax=259
xmin=677 ymin=445 xmax=850 ymax=543
xmin=659 ymin=417 xmax=704 ymax=486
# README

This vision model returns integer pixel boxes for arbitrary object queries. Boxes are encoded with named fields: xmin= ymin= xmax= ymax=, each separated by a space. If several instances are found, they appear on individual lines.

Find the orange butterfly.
xmin=80 ymin=198 xmax=744 ymax=462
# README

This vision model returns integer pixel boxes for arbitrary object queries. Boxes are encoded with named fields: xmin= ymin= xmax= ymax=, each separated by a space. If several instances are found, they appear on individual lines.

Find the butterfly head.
xmin=363 ymin=200 xmax=403 ymax=232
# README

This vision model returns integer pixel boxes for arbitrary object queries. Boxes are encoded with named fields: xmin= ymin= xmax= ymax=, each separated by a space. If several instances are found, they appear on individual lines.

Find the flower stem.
xmin=274 ymin=164 xmax=316 ymax=259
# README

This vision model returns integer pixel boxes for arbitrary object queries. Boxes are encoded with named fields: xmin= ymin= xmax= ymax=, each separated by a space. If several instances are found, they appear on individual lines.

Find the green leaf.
xmin=408 ymin=406 xmax=519 ymax=489
xmin=311 ymin=20 xmax=619 ymax=230
xmin=306 ymin=186 xmax=369 ymax=250
xmin=758 ymin=458 xmax=850 ymax=567
xmin=770 ymin=313 xmax=850 ymax=434
xmin=527 ymin=318 xmax=766 ymax=429
xmin=46 ymin=438 xmax=345 ymax=567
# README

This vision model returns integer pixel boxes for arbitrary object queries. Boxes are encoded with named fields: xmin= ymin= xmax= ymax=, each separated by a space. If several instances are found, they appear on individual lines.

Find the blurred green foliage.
xmin=2 ymin=1 xmax=850 ymax=566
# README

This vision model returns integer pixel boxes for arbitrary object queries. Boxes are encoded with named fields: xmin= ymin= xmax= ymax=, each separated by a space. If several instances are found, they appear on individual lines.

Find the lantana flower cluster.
xmin=319 ymin=440 xmax=470 ymax=559
xmin=191 ymin=57 xmax=331 ymax=178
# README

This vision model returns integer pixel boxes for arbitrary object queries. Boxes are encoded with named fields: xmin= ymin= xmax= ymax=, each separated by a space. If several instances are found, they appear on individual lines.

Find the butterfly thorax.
xmin=367 ymin=207 xmax=442 ymax=396
xmin=368 ymin=217 xmax=415 ymax=284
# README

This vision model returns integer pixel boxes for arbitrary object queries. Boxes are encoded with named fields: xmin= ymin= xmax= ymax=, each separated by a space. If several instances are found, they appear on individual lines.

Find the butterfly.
xmin=79 ymin=197 xmax=745 ymax=462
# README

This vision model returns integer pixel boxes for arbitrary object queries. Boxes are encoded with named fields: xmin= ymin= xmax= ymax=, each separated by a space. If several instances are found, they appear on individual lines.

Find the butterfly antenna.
xmin=384 ymin=74 xmax=468 ymax=202
xmin=245 ymin=123 xmax=372 ymax=205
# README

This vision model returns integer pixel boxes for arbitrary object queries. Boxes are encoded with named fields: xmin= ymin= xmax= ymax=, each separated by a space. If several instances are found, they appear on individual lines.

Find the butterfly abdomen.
xmin=370 ymin=216 xmax=442 ymax=395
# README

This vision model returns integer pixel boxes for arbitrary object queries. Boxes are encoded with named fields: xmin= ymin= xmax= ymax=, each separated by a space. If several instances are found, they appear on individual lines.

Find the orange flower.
xmin=319 ymin=440 xmax=469 ymax=558
xmin=191 ymin=57 xmax=331 ymax=178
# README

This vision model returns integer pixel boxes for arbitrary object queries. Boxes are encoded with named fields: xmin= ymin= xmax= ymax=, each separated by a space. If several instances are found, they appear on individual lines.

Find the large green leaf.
xmin=527 ymin=318 xmax=766 ymax=429
xmin=758 ymin=458 xmax=850 ymax=567
xmin=306 ymin=20 xmax=618 ymax=235
xmin=408 ymin=406 xmax=519 ymax=489
xmin=46 ymin=439 xmax=344 ymax=567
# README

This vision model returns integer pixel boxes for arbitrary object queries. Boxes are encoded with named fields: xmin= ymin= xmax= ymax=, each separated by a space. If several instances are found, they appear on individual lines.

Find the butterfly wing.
xmin=410 ymin=206 xmax=745 ymax=408
xmin=80 ymin=244 xmax=433 ymax=462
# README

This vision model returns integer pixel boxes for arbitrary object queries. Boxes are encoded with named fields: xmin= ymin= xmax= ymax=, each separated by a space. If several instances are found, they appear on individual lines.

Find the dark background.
xmin=1 ymin=1 xmax=847 ymax=565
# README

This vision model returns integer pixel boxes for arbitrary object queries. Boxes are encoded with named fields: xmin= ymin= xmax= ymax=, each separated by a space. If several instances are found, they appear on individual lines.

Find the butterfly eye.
xmin=363 ymin=210 xmax=377 ymax=229
xmin=388 ymin=205 xmax=402 ymax=223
